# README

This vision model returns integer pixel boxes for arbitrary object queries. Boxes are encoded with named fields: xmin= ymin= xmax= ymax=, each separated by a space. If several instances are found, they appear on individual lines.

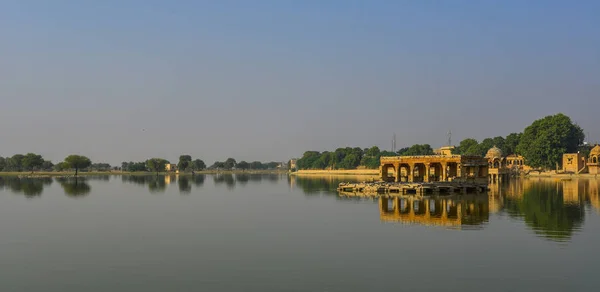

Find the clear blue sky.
xmin=1 ymin=0 xmax=599 ymax=165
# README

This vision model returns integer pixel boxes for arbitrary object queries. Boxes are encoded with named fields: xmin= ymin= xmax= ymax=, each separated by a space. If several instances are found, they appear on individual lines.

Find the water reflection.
xmin=57 ymin=178 xmax=91 ymax=197
xmin=289 ymin=175 xmax=374 ymax=195
xmin=493 ymin=179 xmax=587 ymax=242
xmin=377 ymin=195 xmax=489 ymax=229
xmin=178 ymin=176 xmax=191 ymax=194
xmin=0 ymin=176 xmax=53 ymax=198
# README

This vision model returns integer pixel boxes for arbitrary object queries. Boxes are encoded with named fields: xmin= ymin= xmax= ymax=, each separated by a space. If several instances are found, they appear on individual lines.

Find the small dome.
xmin=485 ymin=146 xmax=503 ymax=159
xmin=591 ymin=145 xmax=600 ymax=155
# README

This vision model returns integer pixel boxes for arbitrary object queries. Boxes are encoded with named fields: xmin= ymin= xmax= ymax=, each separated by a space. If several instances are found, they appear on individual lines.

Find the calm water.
xmin=1 ymin=174 xmax=599 ymax=291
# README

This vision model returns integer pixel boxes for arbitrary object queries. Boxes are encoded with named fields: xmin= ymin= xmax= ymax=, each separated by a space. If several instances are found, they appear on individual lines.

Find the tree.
xmin=41 ymin=160 xmax=54 ymax=171
xmin=504 ymin=133 xmax=522 ymax=155
xmin=7 ymin=154 xmax=24 ymax=171
xmin=146 ymin=158 xmax=169 ymax=175
xmin=210 ymin=161 xmax=225 ymax=169
xmin=63 ymin=155 xmax=92 ymax=176
xmin=250 ymin=161 xmax=264 ymax=170
xmin=237 ymin=161 xmax=249 ymax=170
xmin=0 ymin=157 xmax=6 ymax=171
xmin=517 ymin=113 xmax=585 ymax=169
xmin=54 ymin=162 xmax=69 ymax=172
xmin=224 ymin=158 xmax=237 ymax=170
xmin=365 ymin=146 xmax=381 ymax=157
xmin=178 ymin=155 xmax=192 ymax=172
xmin=399 ymin=144 xmax=434 ymax=156
xmin=191 ymin=159 xmax=206 ymax=171
xmin=457 ymin=138 xmax=479 ymax=155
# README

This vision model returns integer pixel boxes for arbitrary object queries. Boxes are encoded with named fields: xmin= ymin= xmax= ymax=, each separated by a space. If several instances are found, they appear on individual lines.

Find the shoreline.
xmin=0 ymin=170 xmax=289 ymax=177
xmin=290 ymin=169 xmax=379 ymax=176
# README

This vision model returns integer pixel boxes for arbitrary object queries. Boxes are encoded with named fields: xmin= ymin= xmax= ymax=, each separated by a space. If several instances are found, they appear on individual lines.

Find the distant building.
xmin=434 ymin=146 xmax=455 ymax=156
xmin=165 ymin=164 xmax=177 ymax=172
xmin=289 ymin=159 xmax=297 ymax=170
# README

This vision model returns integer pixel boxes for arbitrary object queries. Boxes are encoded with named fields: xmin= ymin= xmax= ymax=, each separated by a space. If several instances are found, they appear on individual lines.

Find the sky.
xmin=1 ymin=0 xmax=599 ymax=165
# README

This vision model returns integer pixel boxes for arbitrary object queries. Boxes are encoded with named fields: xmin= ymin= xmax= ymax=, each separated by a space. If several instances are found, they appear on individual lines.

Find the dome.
xmin=591 ymin=145 xmax=600 ymax=155
xmin=485 ymin=146 xmax=503 ymax=159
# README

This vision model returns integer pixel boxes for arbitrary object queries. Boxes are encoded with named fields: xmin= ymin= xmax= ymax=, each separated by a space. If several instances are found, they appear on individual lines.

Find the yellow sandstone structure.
xmin=379 ymin=153 xmax=489 ymax=183
xmin=587 ymin=145 xmax=600 ymax=175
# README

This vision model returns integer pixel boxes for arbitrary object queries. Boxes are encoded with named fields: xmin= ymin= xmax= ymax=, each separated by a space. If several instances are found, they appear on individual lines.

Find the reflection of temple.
xmin=380 ymin=153 xmax=489 ymax=183
xmin=378 ymin=196 xmax=489 ymax=228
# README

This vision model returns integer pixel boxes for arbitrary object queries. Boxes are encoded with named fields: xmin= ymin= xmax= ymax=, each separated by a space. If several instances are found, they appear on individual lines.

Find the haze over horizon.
xmin=2 ymin=0 xmax=599 ymax=165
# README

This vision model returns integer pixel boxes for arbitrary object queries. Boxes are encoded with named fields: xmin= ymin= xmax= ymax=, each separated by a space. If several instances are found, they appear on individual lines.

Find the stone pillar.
xmin=408 ymin=164 xmax=414 ymax=182
xmin=441 ymin=162 xmax=447 ymax=181
xmin=457 ymin=164 xmax=462 ymax=178
xmin=394 ymin=163 xmax=400 ymax=183
xmin=424 ymin=165 xmax=430 ymax=183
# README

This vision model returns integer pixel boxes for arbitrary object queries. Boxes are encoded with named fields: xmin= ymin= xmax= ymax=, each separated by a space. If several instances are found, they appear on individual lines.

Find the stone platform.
xmin=337 ymin=181 xmax=488 ymax=196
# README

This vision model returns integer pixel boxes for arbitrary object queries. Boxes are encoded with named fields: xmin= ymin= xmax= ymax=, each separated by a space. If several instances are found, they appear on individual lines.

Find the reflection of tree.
xmin=148 ymin=176 xmax=166 ymax=194
xmin=58 ymin=178 xmax=91 ymax=197
xmin=504 ymin=182 xmax=584 ymax=241
xmin=178 ymin=176 xmax=191 ymax=194
xmin=214 ymin=174 xmax=235 ymax=190
xmin=235 ymin=174 xmax=249 ymax=185
xmin=122 ymin=175 xmax=152 ymax=185
xmin=0 ymin=177 xmax=52 ymax=198
xmin=192 ymin=174 xmax=205 ymax=187
xmin=293 ymin=176 xmax=349 ymax=195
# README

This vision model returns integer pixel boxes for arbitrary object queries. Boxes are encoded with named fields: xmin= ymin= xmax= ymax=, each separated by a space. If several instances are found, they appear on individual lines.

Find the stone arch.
xmin=413 ymin=163 xmax=427 ymax=182
xmin=429 ymin=163 xmax=443 ymax=182
xmin=493 ymin=159 xmax=500 ymax=168
xmin=593 ymin=156 xmax=598 ymax=164
xmin=381 ymin=164 xmax=396 ymax=182
xmin=399 ymin=164 xmax=411 ymax=182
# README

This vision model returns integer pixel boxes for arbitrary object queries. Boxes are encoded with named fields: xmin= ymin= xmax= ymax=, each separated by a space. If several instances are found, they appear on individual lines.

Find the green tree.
xmin=191 ymin=159 xmax=206 ymax=171
xmin=504 ymin=133 xmax=522 ymax=155
xmin=399 ymin=144 xmax=434 ymax=156
xmin=41 ymin=160 xmax=54 ymax=171
xmin=365 ymin=146 xmax=381 ymax=157
xmin=54 ymin=162 xmax=69 ymax=172
xmin=457 ymin=138 xmax=479 ymax=155
xmin=63 ymin=155 xmax=92 ymax=176
xmin=0 ymin=157 xmax=6 ymax=171
xmin=146 ymin=158 xmax=169 ymax=175
xmin=7 ymin=154 xmax=24 ymax=171
xmin=224 ymin=158 xmax=237 ymax=170
xmin=210 ymin=161 xmax=225 ymax=169
xmin=250 ymin=161 xmax=264 ymax=170
xmin=237 ymin=161 xmax=249 ymax=170
xmin=177 ymin=155 xmax=192 ymax=171
xmin=517 ymin=113 xmax=585 ymax=169
xmin=21 ymin=153 xmax=44 ymax=172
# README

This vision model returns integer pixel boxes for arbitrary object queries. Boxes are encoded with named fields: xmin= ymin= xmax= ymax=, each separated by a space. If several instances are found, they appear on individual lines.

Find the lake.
xmin=1 ymin=174 xmax=599 ymax=291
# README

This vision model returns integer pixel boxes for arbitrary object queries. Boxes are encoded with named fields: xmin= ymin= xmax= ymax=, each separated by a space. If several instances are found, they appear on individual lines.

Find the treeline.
xmin=454 ymin=113 xmax=589 ymax=168
xmin=0 ymin=153 xmax=96 ymax=174
xmin=296 ymin=113 xmax=590 ymax=171
xmin=122 ymin=156 xmax=284 ymax=173
xmin=296 ymin=144 xmax=435 ymax=170
xmin=1 ymin=153 xmax=285 ymax=174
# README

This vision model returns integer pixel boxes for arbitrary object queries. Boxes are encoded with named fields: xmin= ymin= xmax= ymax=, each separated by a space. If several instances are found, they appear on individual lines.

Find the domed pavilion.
xmin=588 ymin=145 xmax=600 ymax=174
